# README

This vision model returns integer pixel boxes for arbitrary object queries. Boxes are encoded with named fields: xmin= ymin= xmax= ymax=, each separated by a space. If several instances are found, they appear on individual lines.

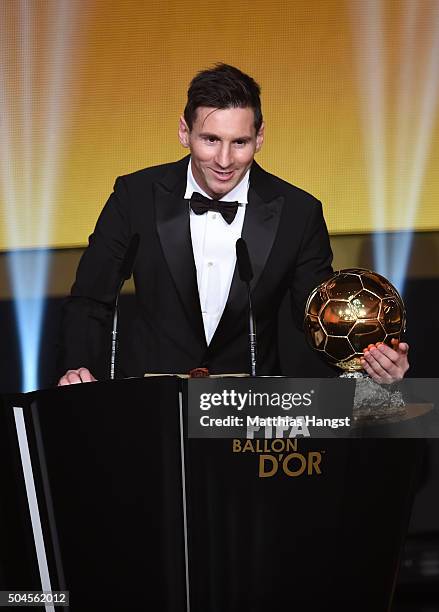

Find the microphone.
xmin=236 ymin=238 xmax=257 ymax=377
xmin=110 ymin=234 xmax=140 ymax=380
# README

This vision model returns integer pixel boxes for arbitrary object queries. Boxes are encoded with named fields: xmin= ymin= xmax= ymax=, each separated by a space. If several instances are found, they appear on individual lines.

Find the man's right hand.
xmin=58 ymin=368 xmax=97 ymax=386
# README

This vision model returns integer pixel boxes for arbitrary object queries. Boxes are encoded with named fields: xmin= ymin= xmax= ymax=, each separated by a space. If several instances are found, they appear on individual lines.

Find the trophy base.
xmin=339 ymin=371 xmax=406 ymax=421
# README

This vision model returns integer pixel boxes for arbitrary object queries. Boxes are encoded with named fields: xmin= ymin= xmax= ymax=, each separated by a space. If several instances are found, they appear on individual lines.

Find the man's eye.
xmin=204 ymin=136 xmax=218 ymax=143
xmin=235 ymin=140 xmax=247 ymax=146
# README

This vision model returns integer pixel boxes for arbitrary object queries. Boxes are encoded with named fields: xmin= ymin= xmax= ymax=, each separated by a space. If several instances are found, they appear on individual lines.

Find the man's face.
xmin=179 ymin=106 xmax=264 ymax=199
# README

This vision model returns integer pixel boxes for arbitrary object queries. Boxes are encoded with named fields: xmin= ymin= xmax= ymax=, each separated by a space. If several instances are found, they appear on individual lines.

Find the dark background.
xmin=0 ymin=240 xmax=438 ymax=609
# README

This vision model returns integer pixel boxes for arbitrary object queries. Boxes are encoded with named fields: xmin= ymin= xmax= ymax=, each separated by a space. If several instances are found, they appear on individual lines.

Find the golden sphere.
xmin=304 ymin=269 xmax=406 ymax=371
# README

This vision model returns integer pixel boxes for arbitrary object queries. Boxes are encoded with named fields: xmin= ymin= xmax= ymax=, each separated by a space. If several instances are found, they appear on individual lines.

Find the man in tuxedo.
xmin=58 ymin=64 xmax=409 ymax=385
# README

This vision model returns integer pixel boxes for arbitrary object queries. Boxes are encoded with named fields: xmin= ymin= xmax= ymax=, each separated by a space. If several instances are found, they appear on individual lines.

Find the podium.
xmin=0 ymin=377 xmax=426 ymax=611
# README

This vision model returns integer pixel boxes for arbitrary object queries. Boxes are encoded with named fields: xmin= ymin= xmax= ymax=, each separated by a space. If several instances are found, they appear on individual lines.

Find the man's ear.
xmin=256 ymin=122 xmax=265 ymax=152
xmin=178 ymin=115 xmax=190 ymax=148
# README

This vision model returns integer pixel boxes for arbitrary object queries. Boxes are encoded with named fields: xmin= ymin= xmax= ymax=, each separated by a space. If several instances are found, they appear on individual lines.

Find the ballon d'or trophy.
xmin=304 ymin=269 xmax=406 ymax=420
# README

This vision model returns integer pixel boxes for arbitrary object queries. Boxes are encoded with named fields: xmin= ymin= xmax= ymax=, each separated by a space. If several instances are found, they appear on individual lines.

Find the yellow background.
xmin=1 ymin=0 xmax=438 ymax=250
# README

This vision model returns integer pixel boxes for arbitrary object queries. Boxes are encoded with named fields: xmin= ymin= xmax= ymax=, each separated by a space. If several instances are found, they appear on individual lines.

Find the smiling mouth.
xmin=211 ymin=169 xmax=234 ymax=180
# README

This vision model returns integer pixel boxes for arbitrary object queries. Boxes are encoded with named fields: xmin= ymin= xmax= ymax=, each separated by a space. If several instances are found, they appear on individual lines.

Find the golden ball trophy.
xmin=304 ymin=269 xmax=406 ymax=420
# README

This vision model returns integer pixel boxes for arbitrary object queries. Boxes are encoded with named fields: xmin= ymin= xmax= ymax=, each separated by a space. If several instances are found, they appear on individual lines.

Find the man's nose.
xmin=216 ymin=143 xmax=232 ymax=168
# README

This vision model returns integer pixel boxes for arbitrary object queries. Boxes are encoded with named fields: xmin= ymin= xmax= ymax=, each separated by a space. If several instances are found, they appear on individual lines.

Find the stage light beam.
xmin=352 ymin=0 xmax=439 ymax=295
xmin=392 ymin=0 xmax=439 ymax=292
xmin=351 ymin=0 xmax=388 ymax=279
xmin=0 ymin=0 xmax=79 ymax=391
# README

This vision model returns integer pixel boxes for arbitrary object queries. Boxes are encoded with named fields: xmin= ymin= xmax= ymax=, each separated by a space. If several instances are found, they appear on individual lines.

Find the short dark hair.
xmin=184 ymin=63 xmax=263 ymax=132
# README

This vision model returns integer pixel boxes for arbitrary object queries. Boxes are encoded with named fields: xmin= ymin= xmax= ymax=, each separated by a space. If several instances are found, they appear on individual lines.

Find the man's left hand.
xmin=360 ymin=339 xmax=409 ymax=384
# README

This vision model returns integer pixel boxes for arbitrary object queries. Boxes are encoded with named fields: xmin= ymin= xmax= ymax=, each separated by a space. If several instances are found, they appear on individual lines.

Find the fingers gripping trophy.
xmin=304 ymin=269 xmax=406 ymax=419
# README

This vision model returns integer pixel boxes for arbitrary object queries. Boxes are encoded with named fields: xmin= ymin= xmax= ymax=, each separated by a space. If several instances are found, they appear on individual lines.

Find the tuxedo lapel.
xmin=241 ymin=187 xmax=284 ymax=289
xmin=154 ymin=158 xmax=207 ymax=347
xmin=209 ymin=163 xmax=284 ymax=353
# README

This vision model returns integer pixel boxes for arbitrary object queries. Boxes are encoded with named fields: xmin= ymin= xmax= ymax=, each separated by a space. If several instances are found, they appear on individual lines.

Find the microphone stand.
xmin=110 ymin=234 xmax=140 ymax=380
xmin=247 ymin=285 xmax=257 ymax=377
xmin=110 ymin=290 xmax=121 ymax=380
xmin=236 ymin=238 xmax=257 ymax=377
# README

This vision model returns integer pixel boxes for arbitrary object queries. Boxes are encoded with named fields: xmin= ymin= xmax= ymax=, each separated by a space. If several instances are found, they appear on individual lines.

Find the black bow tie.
xmin=190 ymin=191 xmax=240 ymax=224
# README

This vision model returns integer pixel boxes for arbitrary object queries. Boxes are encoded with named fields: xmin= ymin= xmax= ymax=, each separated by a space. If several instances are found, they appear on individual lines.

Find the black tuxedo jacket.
xmin=58 ymin=157 xmax=333 ymax=378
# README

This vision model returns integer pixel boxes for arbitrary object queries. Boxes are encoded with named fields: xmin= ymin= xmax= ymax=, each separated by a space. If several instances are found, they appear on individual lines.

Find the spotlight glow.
xmin=393 ymin=0 xmax=418 ymax=224
xmin=0 ymin=0 xmax=79 ymax=391
xmin=351 ymin=0 xmax=388 ymax=278
xmin=352 ymin=0 xmax=439 ymax=295
xmin=8 ymin=251 xmax=48 ymax=392
xmin=393 ymin=0 xmax=439 ymax=291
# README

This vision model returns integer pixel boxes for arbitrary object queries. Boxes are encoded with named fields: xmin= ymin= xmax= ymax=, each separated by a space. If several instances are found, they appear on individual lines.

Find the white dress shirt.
xmin=184 ymin=160 xmax=249 ymax=344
